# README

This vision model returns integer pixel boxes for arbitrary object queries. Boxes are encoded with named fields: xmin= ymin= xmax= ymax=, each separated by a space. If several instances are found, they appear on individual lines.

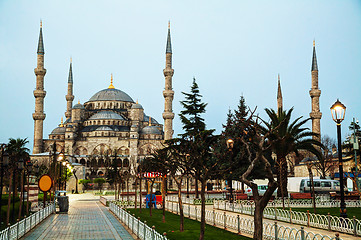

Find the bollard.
xmin=274 ymin=205 xmax=277 ymax=220
xmin=213 ymin=210 xmax=216 ymax=226
xmin=328 ymin=213 xmax=331 ymax=231
xmin=353 ymin=216 xmax=356 ymax=236
xmin=307 ymin=210 xmax=310 ymax=227
xmin=195 ymin=206 xmax=197 ymax=221
xmin=335 ymin=233 xmax=340 ymax=240
xmin=163 ymin=232 xmax=167 ymax=239
xmin=274 ymin=222 xmax=278 ymax=240
xmin=224 ymin=212 xmax=227 ymax=229
xmin=152 ymin=226 xmax=155 ymax=240
xmin=241 ymin=201 xmax=243 ymax=214
xmin=237 ymin=215 xmax=240 ymax=234
xmin=189 ymin=204 xmax=191 ymax=218
xmin=300 ymin=226 xmax=305 ymax=240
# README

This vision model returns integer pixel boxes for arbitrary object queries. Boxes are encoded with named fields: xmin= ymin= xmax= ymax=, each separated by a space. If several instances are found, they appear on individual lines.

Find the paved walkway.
xmin=22 ymin=193 xmax=134 ymax=240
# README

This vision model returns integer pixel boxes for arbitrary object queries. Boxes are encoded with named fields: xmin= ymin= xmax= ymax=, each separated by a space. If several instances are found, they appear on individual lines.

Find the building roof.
xmin=81 ymin=125 xmax=130 ymax=132
xmin=141 ymin=126 xmax=161 ymax=135
xmin=132 ymin=103 xmax=143 ymax=109
xmin=144 ymin=115 xmax=158 ymax=124
xmin=89 ymin=88 xmax=134 ymax=102
xmin=51 ymin=126 xmax=66 ymax=135
xmin=89 ymin=111 xmax=124 ymax=120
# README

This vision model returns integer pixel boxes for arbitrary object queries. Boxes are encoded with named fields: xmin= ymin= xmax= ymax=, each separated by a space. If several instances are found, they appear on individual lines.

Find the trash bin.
xmin=57 ymin=196 xmax=69 ymax=213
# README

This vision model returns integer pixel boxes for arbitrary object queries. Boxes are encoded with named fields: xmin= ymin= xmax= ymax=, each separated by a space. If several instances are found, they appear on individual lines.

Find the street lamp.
xmin=330 ymin=99 xmax=347 ymax=218
xmin=226 ymin=138 xmax=234 ymax=203
xmin=0 ymin=144 xmax=9 ymax=226
xmin=58 ymin=151 xmax=64 ymax=190
xmin=186 ymin=154 xmax=190 ymax=198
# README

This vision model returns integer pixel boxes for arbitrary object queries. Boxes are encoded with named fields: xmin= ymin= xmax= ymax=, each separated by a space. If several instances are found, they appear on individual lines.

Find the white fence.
xmin=214 ymin=200 xmax=361 ymax=237
xmin=109 ymin=202 xmax=168 ymax=240
xmin=165 ymin=201 xmax=341 ymax=240
xmin=268 ymin=199 xmax=361 ymax=209
xmin=0 ymin=203 xmax=55 ymax=240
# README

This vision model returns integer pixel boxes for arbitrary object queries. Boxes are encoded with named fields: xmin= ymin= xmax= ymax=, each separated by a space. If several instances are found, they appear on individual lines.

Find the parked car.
xmin=299 ymin=179 xmax=347 ymax=194
xmin=245 ymin=185 xmax=277 ymax=198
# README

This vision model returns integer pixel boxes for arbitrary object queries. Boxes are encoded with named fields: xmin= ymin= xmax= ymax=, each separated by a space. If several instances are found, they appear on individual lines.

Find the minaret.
xmin=65 ymin=58 xmax=74 ymax=119
xmin=309 ymin=40 xmax=322 ymax=140
xmin=162 ymin=22 xmax=175 ymax=140
xmin=32 ymin=21 xmax=47 ymax=154
xmin=277 ymin=74 xmax=283 ymax=114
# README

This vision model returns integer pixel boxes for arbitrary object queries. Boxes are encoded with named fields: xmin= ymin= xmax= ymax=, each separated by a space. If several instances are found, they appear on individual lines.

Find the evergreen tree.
xmin=179 ymin=78 xmax=207 ymax=138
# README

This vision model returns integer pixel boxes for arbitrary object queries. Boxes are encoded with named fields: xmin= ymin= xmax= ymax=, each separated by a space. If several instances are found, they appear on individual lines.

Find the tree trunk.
xmin=199 ymin=180 xmax=206 ymax=240
xmin=253 ymin=201 xmax=265 ymax=240
xmin=149 ymin=180 xmax=154 ymax=217
xmin=307 ymin=165 xmax=316 ymax=213
xmin=162 ymin=176 xmax=166 ymax=223
xmin=139 ymin=177 xmax=142 ymax=213
xmin=6 ymin=171 xmax=13 ymax=226
xmin=277 ymin=156 xmax=288 ymax=209
xmin=195 ymin=178 xmax=199 ymax=198
xmin=18 ymin=170 xmax=24 ymax=220
xmin=134 ymin=177 xmax=138 ymax=209
xmin=126 ymin=178 xmax=129 ymax=203
xmin=177 ymin=181 xmax=184 ymax=232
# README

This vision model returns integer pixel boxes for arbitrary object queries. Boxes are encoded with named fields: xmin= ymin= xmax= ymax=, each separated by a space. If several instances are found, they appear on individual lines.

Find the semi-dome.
xmin=132 ymin=103 xmax=143 ymax=109
xmin=141 ymin=126 xmax=161 ymax=135
xmin=51 ymin=126 xmax=66 ymax=135
xmin=144 ymin=115 xmax=159 ymax=124
xmin=89 ymin=88 xmax=134 ymax=102
xmin=89 ymin=111 xmax=124 ymax=120
xmin=73 ymin=103 xmax=85 ymax=109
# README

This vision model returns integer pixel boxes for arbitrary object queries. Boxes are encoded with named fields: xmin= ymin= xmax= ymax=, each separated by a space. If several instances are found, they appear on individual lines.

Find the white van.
xmin=299 ymin=179 xmax=346 ymax=193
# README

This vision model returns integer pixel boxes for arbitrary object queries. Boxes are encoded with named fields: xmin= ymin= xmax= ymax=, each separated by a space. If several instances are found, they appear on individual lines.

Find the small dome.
xmin=132 ymin=103 xmax=143 ymax=109
xmin=73 ymin=103 xmax=85 ymax=109
xmin=89 ymin=111 xmax=124 ymax=120
xmin=51 ymin=126 xmax=66 ymax=135
xmin=96 ymin=126 xmax=114 ymax=131
xmin=89 ymin=88 xmax=134 ymax=102
xmin=141 ymin=126 xmax=161 ymax=135
xmin=144 ymin=115 xmax=159 ymax=124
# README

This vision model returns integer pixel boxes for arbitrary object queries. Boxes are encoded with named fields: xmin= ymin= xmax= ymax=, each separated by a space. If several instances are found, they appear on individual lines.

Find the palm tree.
xmin=263 ymin=108 xmax=322 ymax=205
xmin=5 ymin=138 xmax=29 ymax=225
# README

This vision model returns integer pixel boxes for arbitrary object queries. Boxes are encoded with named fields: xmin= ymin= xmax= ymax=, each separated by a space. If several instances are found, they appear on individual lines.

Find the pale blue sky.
xmin=0 ymin=0 xmax=361 ymax=150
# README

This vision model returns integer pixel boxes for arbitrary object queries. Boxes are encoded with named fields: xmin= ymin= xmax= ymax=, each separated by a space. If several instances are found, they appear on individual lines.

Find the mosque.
xmin=30 ymin=22 xmax=175 ymax=180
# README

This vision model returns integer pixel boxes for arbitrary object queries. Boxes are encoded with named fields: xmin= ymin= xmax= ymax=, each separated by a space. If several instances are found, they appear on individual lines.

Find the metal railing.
xmin=214 ymin=200 xmax=361 ymax=237
xmin=165 ymin=201 xmax=341 ymax=240
xmin=109 ymin=201 xmax=167 ymax=240
xmin=0 ymin=203 xmax=55 ymax=240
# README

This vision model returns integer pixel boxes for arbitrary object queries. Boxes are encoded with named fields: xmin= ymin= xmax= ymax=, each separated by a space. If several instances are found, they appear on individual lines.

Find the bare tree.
xmin=314 ymin=135 xmax=337 ymax=179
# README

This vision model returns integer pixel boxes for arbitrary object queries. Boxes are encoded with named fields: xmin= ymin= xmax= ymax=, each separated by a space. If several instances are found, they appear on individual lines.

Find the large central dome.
xmin=89 ymin=88 xmax=134 ymax=102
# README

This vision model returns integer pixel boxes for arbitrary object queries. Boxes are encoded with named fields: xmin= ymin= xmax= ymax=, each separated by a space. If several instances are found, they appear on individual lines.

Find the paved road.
xmin=22 ymin=193 xmax=134 ymax=240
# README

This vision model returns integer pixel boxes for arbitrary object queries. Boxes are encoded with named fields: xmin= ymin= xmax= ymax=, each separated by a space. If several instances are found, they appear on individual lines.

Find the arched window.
xmin=97 ymin=171 xmax=104 ymax=176
xmin=80 ymin=158 xmax=86 ymax=165
xmin=123 ymin=158 xmax=129 ymax=168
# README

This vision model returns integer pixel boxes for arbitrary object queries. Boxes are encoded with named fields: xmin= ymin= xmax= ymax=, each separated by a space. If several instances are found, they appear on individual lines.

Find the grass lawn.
xmin=280 ymin=207 xmax=361 ymax=220
xmin=127 ymin=208 xmax=251 ymax=240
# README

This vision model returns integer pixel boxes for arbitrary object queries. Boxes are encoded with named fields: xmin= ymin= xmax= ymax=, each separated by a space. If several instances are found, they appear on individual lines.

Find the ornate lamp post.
xmin=330 ymin=99 xmax=347 ymax=218
xmin=0 ymin=144 xmax=9 ymax=226
xmin=226 ymin=139 xmax=234 ymax=203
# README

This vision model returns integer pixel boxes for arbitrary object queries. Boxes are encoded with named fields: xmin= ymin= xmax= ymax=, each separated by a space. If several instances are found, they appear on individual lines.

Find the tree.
xmin=179 ymin=78 xmax=207 ymax=199
xmin=177 ymin=78 xmax=225 ymax=240
xmin=263 ymin=108 xmax=322 ymax=205
xmin=314 ymin=135 xmax=337 ymax=179
xmin=79 ymin=179 xmax=92 ymax=191
xmin=5 ymin=138 xmax=29 ymax=225
xmin=222 ymin=106 xmax=278 ymax=240
xmin=93 ymin=178 xmax=106 ymax=192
